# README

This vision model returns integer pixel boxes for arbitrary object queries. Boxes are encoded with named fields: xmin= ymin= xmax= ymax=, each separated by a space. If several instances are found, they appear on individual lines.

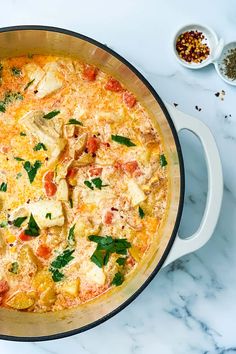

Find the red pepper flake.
xmin=176 ymin=30 xmax=210 ymax=64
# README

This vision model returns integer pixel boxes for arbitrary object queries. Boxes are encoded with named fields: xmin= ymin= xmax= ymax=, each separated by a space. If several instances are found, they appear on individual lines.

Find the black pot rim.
xmin=0 ymin=25 xmax=185 ymax=342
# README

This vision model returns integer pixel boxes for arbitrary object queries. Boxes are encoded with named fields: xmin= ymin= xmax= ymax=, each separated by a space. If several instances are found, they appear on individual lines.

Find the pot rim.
xmin=0 ymin=25 xmax=185 ymax=342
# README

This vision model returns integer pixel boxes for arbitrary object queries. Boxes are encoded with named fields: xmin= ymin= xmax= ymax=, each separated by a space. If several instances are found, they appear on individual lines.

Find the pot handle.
xmin=163 ymin=104 xmax=223 ymax=267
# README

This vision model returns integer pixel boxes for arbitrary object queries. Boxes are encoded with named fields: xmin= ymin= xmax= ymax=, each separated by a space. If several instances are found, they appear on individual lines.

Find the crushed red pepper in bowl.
xmin=176 ymin=30 xmax=210 ymax=64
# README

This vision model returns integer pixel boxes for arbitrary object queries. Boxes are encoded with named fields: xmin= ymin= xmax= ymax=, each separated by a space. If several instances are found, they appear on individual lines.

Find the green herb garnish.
xmin=138 ymin=206 xmax=145 ymax=219
xmin=43 ymin=110 xmax=60 ymax=120
xmin=0 ymin=91 xmax=23 ymax=113
xmin=0 ymin=220 xmax=8 ymax=228
xmin=84 ymin=180 xmax=94 ymax=190
xmin=33 ymin=142 xmax=47 ymax=151
xmin=12 ymin=67 xmax=21 ymax=76
xmin=112 ymin=272 xmax=124 ymax=286
xmin=160 ymin=154 xmax=167 ymax=167
xmin=69 ymin=198 xmax=73 ymax=208
xmin=88 ymin=235 xmax=131 ymax=268
xmin=116 ymin=257 xmax=126 ymax=266
xmin=111 ymin=134 xmax=136 ymax=147
xmin=0 ymin=182 xmax=7 ymax=192
xmin=14 ymin=156 xmax=24 ymax=161
xmin=67 ymin=119 xmax=83 ymax=126
xmin=13 ymin=216 xmax=28 ymax=227
xmin=20 ymin=132 xmax=26 ymax=136
xmin=24 ymin=79 xmax=35 ymax=91
xmin=46 ymin=213 xmax=52 ymax=220
xmin=50 ymin=268 xmax=64 ymax=282
xmin=51 ymin=249 xmax=75 ymax=269
xmin=16 ymin=172 xmax=22 ymax=179
xmin=24 ymin=214 xmax=40 ymax=237
xmin=68 ymin=224 xmax=76 ymax=246
xmin=23 ymin=160 xmax=42 ymax=183
xmin=9 ymin=262 xmax=19 ymax=274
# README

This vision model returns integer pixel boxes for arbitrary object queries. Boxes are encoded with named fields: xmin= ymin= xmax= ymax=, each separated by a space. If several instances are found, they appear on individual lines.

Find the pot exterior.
xmin=0 ymin=26 xmax=184 ymax=341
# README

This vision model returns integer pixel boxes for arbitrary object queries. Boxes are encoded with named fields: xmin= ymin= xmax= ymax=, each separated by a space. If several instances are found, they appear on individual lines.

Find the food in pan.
xmin=0 ymin=55 xmax=168 ymax=312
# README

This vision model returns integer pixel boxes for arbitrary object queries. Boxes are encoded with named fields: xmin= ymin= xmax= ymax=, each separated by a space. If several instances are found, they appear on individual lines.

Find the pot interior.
xmin=0 ymin=27 xmax=183 ymax=340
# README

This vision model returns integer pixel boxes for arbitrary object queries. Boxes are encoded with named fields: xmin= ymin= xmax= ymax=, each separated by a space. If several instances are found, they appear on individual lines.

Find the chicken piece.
xmin=127 ymin=179 xmax=146 ymax=206
xmin=36 ymin=62 xmax=63 ymax=98
xmin=24 ymin=63 xmax=45 ymax=89
xmin=27 ymin=200 xmax=64 ymax=228
xmin=56 ymin=179 xmax=69 ymax=201
xmin=20 ymin=110 xmax=66 ymax=163
xmin=69 ymin=133 xmax=87 ymax=160
xmin=83 ymin=262 xmax=106 ymax=286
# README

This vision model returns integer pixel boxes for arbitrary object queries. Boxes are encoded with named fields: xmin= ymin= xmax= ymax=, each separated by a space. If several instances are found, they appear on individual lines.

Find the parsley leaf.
xmin=0 ymin=220 xmax=8 ymax=228
xmin=112 ymin=272 xmax=124 ymax=286
xmin=0 ymin=182 xmax=7 ymax=192
xmin=12 ymin=67 xmax=21 ymax=76
xmin=68 ymin=224 xmax=76 ymax=246
xmin=0 ymin=91 xmax=23 ymax=113
xmin=67 ymin=119 xmax=83 ymax=126
xmin=51 ymin=249 xmax=75 ymax=269
xmin=46 ymin=213 xmax=52 ymax=220
xmin=90 ymin=249 xmax=107 ymax=268
xmin=8 ymin=262 xmax=19 ymax=274
xmin=43 ymin=110 xmax=60 ymax=120
xmin=50 ymin=268 xmax=64 ymax=282
xmin=91 ymin=177 xmax=108 ymax=190
xmin=33 ymin=142 xmax=47 ymax=151
xmin=23 ymin=160 xmax=42 ymax=183
xmin=111 ymin=134 xmax=136 ymax=147
xmin=160 ymin=154 xmax=167 ymax=167
xmin=14 ymin=156 xmax=24 ymax=161
xmin=13 ymin=216 xmax=28 ymax=227
xmin=24 ymin=79 xmax=35 ymax=91
xmin=116 ymin=257 xmax=126 ymax=266
xmin=84 ymin=180 xmax=94 ymax=190
xmin=138 ymin=206 xmax=145 ymax=219
xmin=16 ymin=172 xmax=22 ymax=179
xmin=24 ymin=214 xmax=40 ymax=237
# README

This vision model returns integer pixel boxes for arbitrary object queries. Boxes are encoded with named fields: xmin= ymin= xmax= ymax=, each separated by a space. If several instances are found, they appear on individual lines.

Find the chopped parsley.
xmin=116 ymin=257 xmax=126 ymax=266
xmin=20 ymin=132 xmax=26 ymax=136
xmin=11 ymin=67 xmax=22 ymax=76
xmin=138 ymin=206 xmax=145 ymax=219
xmin=50 ymin=269 xmax=64 ymax=282
xmin=49 ymin=248 xmax=75 ymax=282
xmin=68 ymin=224 xmax=76 ymax=246
xmin=43 ymin=110 xmax=60 ymax=120
xmin=0 ymin=91 xmax=23 ymax=113
xmin=160 ymin=154 xmax=167 ymax=167
xmin=46 ymin=213 xmax=52 ymax=220
xmin=88 ymin=235 xmax=131 ymax=268
xmin=8 ymin=262 xmax=19 ymax=274
xmin=24 ymin=214 xmax=40 ymax=237
xmin=111 ymin=134 xmax=136 ymax=147
xmin=13 ymin=216 xmax=28 ymax=227
xmin=33 ymin=142 xmax=47 ymax=151
xmin=84 ymin=178 xmax=108 ymax=190
xmin=24 ymin=78 xmax=35 ymax=91
xmin=16 ymin=172 xmax=22 ymax=179
xmin=67 ymin=119 xmax=83 ymax=126
xmin=23 ymin=160 xmax=42 ymax=183
xmin=14 ymin=156 xmax=24 ymax=161
xmin=112 ymin=272 xmax=124 ymax=286
xmin=0 ymin=220 xmax=8 ymax=228
xmin=0 ymin=182 xmax=7 ymax=192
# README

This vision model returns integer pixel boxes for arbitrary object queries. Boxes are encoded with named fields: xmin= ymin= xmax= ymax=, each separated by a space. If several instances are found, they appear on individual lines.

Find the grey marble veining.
xmin=0 ymin=0 xmax=236 ymax=353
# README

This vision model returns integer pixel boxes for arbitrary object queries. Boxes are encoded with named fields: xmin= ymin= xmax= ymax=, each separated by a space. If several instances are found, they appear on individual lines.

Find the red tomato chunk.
xmin=89 ymin=167 xmax=103 ymax=176
xmin=83 ymin=64 xmax=98 ymax=81
xmin=86 ymin=137 xmax=100 ymax=154
xmin=0 ymin=280 xmax=9 ymax=294
xmin=104 ymin=211 xmax=114 ymax=224
xmin=105 ymin=78 xmax=123 ymax=92
xmin=123 ymin=91 xmax=136 ymax=108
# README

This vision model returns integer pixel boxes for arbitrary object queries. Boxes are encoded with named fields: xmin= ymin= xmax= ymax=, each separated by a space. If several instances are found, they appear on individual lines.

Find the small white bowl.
xmin=214 ymin=42 xmax=236 ymax=86
xmin=173 ymin=24 xmax=221 ymax=69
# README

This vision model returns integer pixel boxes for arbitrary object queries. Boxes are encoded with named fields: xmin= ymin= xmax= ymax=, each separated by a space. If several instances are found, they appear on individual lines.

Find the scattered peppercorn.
xmin=173 ymin=103 xmax=178 ymax=107
xmin=195 ymin=105 xmax=202 ymax=111
xmin=220 ymin=47 xmax=236 ymax=80
xmin=176 ymin=30 xmax=210 ymax=64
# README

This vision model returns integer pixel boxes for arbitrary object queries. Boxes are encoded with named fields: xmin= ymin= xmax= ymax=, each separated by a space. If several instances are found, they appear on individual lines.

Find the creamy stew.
xmin=0 ymin=55 xmax=168 ymax=312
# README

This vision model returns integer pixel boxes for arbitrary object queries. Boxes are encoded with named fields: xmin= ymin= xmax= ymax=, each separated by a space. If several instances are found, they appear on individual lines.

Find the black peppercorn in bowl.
xmin=214 ymin=42 xmax=236 ymax=86
xmin=173 ymin=24 xmax=222 ymax=69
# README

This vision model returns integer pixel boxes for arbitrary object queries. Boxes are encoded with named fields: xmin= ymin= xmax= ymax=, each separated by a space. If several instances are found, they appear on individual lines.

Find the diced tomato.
xmin=44 ymin=171 xmax=54 ymax=183
xmin=44 ymin=181 xmax=57 ymax=197
xmin=67 ymin=167 xmax=78 ymax=179
xmin=19 ymin=231 xmax=32 ymax=241
xmin=105 ymin=78 xmax=123 ymax=92
xmin=83 ymin=64 xmax=98 ymax=81
xmin=86 ymin=136 xmax=100 ymax=154
xmin=123 ymin=91 xmax=136 ymax=108
xmin=114 ymin=160 xmax=123 ymax=171
xmin=127 ymin=256 xmax=136 ymax=267
xmin=0 ymin=145 xmax=10 ymax=154
xmin=0 ymin=280 xmax=9 ymax=294
xmin=104 ymin=211 xmax=114 ymax=225
xmin=123 ymin=161 xmax=139 ymax=174
xmin=36 ymin=245 xmax=51 ymax=259
xmin=89 ymin=167 xmax=103 ymax=177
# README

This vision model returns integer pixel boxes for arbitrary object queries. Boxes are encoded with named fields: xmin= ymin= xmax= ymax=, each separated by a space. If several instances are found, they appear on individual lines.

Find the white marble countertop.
xmin=0 ymin=0 xmax=235 ymax=353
